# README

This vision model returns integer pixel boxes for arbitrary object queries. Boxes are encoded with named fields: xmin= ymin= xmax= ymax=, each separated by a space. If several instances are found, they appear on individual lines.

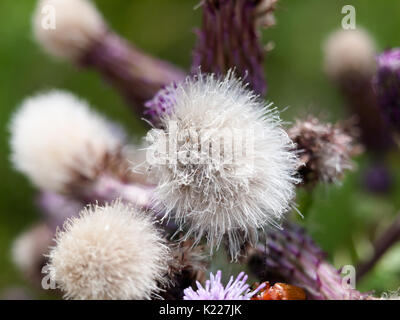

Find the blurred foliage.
xmin=0 ymin=0 xmax=399 ymax=298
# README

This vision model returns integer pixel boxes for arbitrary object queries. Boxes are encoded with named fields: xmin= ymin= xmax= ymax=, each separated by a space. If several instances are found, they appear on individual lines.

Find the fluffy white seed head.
xmin=33 ymin=0 xmax=106 ymax=60
xmin=323 ymin=29 xmax=377 ymax=80
xmin=47 ymin=201 xmax=170 ymax=300
xmin=146 ymin=72 xmax=300 ymax=259
xmin=10 ymin=90 xmax=124 ymax=193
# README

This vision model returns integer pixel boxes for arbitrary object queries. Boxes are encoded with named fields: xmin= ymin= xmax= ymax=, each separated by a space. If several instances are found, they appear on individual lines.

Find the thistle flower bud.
xmin=192 ymin=0 xmax=278 ymax=95
xmin=10 ymin=91 xmax=124 ymax=194
xmin=33 ymin=0 xmax=185 ymax=117
xmin=323 ymin=29 xmax=393 ymax=152
xmin=47 ymin=201 xmax=170 ymax=300
xmin=246 ymin=223 xmax=370 ymax=300
xmin=183 ymin=270 xmax=265 ymax=300
xmin=144 ymin=82 xmax=178 ymax=127
xmin=374 ymin=48 xmax=400 ymax=131
xmin=288 ymin=117 xmax=356 ymax=185
xmin=146 ymin=72 xmax=300 ymax=259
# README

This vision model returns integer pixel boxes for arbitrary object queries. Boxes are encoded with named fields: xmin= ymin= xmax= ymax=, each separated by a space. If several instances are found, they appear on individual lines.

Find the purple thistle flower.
xmin=144 ymin=82 xmax=178 ymax=126
xmin=183 ymin=270 xmax=265 ymax=300
xmin=375 ymin=48 xmax=400 ymax=131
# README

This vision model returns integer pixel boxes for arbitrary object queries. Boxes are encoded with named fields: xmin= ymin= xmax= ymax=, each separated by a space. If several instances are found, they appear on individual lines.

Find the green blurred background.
xmin=0 ymin=0 xmax=400 ymax=298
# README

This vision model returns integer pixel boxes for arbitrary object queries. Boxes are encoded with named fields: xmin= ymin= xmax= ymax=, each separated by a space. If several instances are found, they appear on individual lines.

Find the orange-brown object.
xmin=252 ymin=282 xmax=306 ymax=300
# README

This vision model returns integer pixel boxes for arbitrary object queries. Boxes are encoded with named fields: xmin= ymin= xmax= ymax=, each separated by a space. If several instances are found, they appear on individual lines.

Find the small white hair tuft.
xmin=47 ymin=201 xmax=170 ymax=300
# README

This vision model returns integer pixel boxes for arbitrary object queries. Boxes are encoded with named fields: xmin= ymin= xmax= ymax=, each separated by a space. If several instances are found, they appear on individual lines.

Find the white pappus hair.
xmin=9 ymin=90 xmax=124 ymax=193
xmin=145 ymin=72 xmax=301 ymax=259
xmin=33 ymin=0 xmax=105 ymax=60
xmin=47 ymin=201 xmax=170 ymax=300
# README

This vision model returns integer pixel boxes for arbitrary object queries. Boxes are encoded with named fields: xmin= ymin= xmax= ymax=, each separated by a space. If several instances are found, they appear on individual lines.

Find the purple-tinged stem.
xmin=78 ymin=174 xmax=154 ymax=209
xmin=342 ymin=78 xmax=393 ymax=152
xmin=37 ymin=192 xmax=83 ymax=232
xmin=79 ymin=31 xmax=186 ymax=119
xmin=38 ymin=177 xmax=176 ymax=232
xmin=339 ymin=75 xmax=394 ymax=153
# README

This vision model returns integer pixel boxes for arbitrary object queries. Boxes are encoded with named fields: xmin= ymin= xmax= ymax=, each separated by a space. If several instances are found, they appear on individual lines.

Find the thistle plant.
xmin=6 ymin=0 xmax=400 ymax=301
